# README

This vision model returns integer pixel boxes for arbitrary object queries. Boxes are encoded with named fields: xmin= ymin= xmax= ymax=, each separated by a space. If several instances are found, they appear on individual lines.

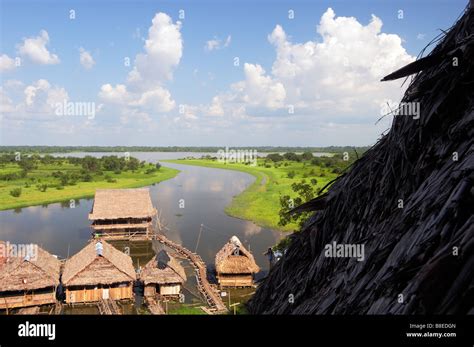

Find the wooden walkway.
xmin=145 ymin=297 xmax=165 ymax=315
xmin=17 ymin=306 xmax=40 ymax=315
xmin=97 ymin=299 xmax=122 ymax=315
xmin=154 ymin=233 xmax=228 ymax=314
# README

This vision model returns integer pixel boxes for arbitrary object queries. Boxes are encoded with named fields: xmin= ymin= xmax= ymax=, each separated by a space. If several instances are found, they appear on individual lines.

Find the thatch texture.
xmin=249 ymin=4 xmax=473 ymax=314
xmin=0 ymin=245 xmax=60 ymax=292
xmin=88 ymin=188 xmax=157 ymax=220
xmin=141 ymin=250 xmax=187 ymax=285
xmin=0 ymin=240 xmax=7 ymax=270
xmin=62 ymin=240 xmax=136 ymax=287
xmin=215 ymin=236 xmax=260 ymax=274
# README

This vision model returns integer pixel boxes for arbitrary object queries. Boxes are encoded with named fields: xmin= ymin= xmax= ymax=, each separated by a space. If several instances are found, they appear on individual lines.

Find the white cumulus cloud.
xmin=0 ymin=54 xmax=17 ymax=72
xmin=17 ymin=30 xmax=60 ymax=65
xmin=99 ymin=12 xmax=182 ymax=119
xmin=79 ymin=48 xmax=95 ymax=69
xmin=205 ymin=35 xmax=231 ymax=51
xmin=127 ymin=12 xmax=182 ymax=89
xmin=203 ymin=7 xmax=415 ymax=144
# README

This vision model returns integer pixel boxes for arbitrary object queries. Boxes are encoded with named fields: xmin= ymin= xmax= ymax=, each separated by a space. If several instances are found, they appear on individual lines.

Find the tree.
xmin=126 ymin=157 xmax=140 ymax=171
xmin=301 ymin=151 xmax=314 ymax=161
xmin=18 ymin=158 xmax=36 ymax=173
xmin=155 ymin=162 xmax=162 ymax=170
xmin=283 ymin=152 xmax=300 ymax=162
xmin=279 ymin=179 xmax=318 ymax=228
xmin=267 ymin=153 xmax=284 ymax=162
xmin=81 ymin=156 xmax=100 ymax=172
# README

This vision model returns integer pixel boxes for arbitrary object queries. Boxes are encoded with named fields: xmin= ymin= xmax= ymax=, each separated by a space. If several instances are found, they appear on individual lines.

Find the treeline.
xmin=0 ymin=154 xmax=161 ymax=189
xmin=0 ymin=145 xmax=370 ymax=154
xmin=265 ymin=151 xmax=357 ymax=174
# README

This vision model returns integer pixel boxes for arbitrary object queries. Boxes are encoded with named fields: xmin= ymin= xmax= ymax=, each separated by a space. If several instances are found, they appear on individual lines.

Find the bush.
xmin=267 ymin=153 xmax=284 ymax=162
xmin=105 ymin=175 xmax=117 ymax=183
xmin=287 ymin=171 xmax=296 ymax=179
xmin=283 ymin=152 xmax=301 ymax=162
xmin=145 ymin=167 xmax=157 ymax=174
xmin=301 ymin=151 xmax=314 ymax=161
xmin=10 ymin=187 xmax=22 ymax=197
xmin=81 ymin=173 xmax=93 ymax=182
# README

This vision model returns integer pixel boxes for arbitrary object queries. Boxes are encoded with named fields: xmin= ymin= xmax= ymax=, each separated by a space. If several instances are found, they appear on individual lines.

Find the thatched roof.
xmin=141 ymin=250 xmax=187 ymax=285
xmin=88 ymin=188 xmax=157 ymax=220
xmin=249 ymin=4 xmax=474 ymax=315
xmin=215 ymin=236 xmax=260 ymax=274
xmin=0 ymin=240 xmax=7 ymax=270
xmin=0 ymin=244 xmax=60 ymax=292
xmin=62 ymin=240 xmax=136 ymax=286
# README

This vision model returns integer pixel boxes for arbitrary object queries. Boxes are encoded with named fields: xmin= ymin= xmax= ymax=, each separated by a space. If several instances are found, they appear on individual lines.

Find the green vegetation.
xmin=165 ymin=152 xmax=354 ymax=232
xmin=0 ymin=154 xmax=179 ymax=211
xmin=166 ymin=303 xmax=206 ymax=315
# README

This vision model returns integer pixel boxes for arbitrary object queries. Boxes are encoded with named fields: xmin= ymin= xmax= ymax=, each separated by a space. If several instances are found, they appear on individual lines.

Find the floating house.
xmin=0 ymin=244 xmax=60 ymax=310
xmin=62 ymin=240 xmax=136 ymax=304
xmin=88 ymin=188 xmax=157 ymax=241
xmin=215 ymin=236 xmax=260 ymax=288
xmin=141 ymin=250 xmax=187 ymax=298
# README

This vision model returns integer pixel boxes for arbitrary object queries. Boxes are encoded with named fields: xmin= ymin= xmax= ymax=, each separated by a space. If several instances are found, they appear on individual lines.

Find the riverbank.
xmin=164 ymin=159 xmax=338 ymax=232
xmin=0 ymin=162 xmax=179 ymax=211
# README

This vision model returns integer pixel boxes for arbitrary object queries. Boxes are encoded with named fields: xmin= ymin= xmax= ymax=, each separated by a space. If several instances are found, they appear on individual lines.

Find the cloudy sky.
xmin=0 ymin=0 xmax=466 ymax=146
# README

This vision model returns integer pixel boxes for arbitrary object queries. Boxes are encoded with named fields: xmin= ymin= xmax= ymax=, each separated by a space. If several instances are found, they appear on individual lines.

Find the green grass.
xmin=164 ymin=159 xmax=338 ymax=232
xmin=0 ymin=162 xmax=179 ymax=211
xmin=166 ymin=304 xmax=207 ymax=315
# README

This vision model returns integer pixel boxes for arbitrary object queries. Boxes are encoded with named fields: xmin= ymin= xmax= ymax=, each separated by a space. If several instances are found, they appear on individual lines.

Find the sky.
xmin=0 ymin=0 xmax=467 ymax=147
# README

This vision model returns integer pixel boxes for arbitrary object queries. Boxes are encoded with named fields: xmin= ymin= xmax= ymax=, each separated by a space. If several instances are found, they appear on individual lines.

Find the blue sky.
xmin=0 ymin=0 xmax=467 ymax=146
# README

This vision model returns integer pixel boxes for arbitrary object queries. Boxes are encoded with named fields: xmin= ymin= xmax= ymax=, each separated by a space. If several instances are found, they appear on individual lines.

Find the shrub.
xmin=287 ymin=171 xmax=296 ymax=179
xmin=267 ymin=153 xmax=284 ymax=162
xmin=10 ymin=187 xmax=22 ymax=197
xmin=105 ymin=175 xmax=116 ymax=183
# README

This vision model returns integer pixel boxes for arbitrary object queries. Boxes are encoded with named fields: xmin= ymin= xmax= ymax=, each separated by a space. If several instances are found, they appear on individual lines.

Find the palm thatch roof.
xmin=62 ymin=240 xmax=136 ymax=286
xmin=141 ymin=250 xmax=187 ymax=285
xmin=0 ymin=240 xmax=7 ymax=270
xmin=215 ymin=236 xmax=260 ymax=274
xmin=88 ymin=188 xmax=157 ymax=220
xmin=248 ymin=4 xmax=474 ymax=315
xmin=0 ymin=245 xmax=60 ymax=292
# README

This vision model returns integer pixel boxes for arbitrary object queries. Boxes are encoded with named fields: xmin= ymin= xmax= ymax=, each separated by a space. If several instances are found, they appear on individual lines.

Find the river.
xmin=0 ymin=152 xmax=285 ymax=274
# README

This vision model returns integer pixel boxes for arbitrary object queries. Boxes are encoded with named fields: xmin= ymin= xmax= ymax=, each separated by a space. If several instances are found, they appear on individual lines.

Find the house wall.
xmin=217 ymin=274 xmax=254 ymax=287
xmin=0 ymin=289 xmax=56 ymax=309
xmin=65 ymin=284 xmax=132 ymax=304
xmin=145 ymin=284 xmax=181 ymax=297
xmin=159 ymin=284 xmax=181 ymax=296
xmin=144 ymin=285 xmax=156 ymax=298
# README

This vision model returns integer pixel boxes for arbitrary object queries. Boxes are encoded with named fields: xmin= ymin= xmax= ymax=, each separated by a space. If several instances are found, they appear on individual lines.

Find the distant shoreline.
xmin=0 ymin=145 xmax=370 ymax=154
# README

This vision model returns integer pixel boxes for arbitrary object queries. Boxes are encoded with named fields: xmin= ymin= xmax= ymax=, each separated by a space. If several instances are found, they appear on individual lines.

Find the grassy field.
xmin=165 ymin=158 xmax=338 ymax=232
xmin=0 ymin=161 xmax=179 ymax=211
